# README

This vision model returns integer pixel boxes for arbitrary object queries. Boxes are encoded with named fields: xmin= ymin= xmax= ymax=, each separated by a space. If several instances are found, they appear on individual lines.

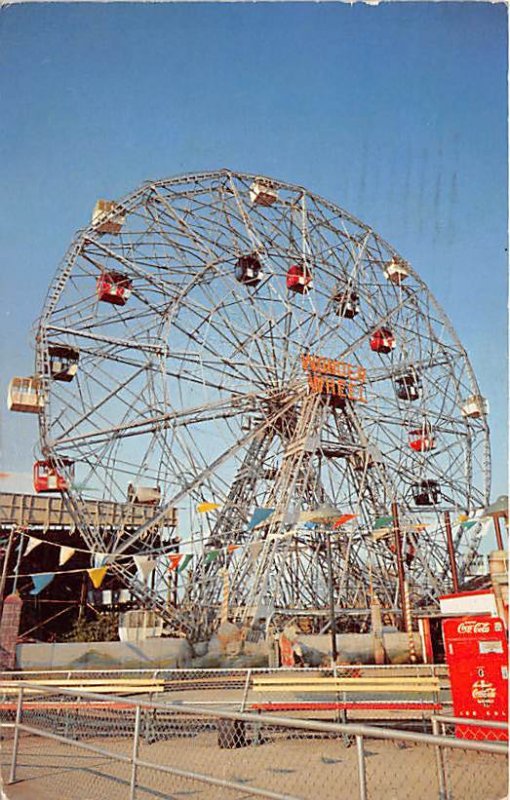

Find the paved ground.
xmin=1 ymin=717 xmax=507 ymax=800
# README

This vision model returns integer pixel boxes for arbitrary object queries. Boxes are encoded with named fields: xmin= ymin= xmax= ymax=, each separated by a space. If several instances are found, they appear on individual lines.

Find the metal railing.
xmin=0 ymin=683 xmax=506 ymax=800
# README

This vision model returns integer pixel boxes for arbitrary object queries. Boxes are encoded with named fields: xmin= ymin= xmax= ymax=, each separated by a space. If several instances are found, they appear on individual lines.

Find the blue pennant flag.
xmin=247 ymin=508 xmax=275 ymax=530
xmin=304 ymin=521 xmax=317 ymax=530
xmin=30 ymin=573 xmax=55 ymax=596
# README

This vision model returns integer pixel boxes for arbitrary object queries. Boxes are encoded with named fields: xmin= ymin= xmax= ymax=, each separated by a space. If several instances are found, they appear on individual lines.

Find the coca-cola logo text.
xmin=457 ymin=621 xmax=491 ymax=635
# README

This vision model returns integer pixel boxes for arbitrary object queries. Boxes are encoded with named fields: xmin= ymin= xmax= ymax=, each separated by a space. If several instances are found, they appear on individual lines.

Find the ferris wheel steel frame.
xmin=34 ymin=169 xmax=490 ymax=637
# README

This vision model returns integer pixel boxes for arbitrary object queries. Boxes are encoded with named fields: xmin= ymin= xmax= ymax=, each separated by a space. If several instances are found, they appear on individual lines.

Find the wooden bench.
xmin=0 ymin=677 xmax=165 ymax=697
xmin=246 ymin=673 xmax=441 ymax=715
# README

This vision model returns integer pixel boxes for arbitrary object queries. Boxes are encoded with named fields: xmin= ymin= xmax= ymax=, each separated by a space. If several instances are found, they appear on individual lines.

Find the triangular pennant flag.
xmin=30 ymin=573 xmax=55 ymax=596
xmin=304 ymin=521 xmax=317 ymax=530
xmin=87 ymin=566 xmax=108 ymax=589
xmin=247 ymin=508 xmax=275 ymax=530
xmin=205 ymin=549 xmax=220 ymax=563
xmin=134 ymin=555 xmax=156 ymax=582
xmin=59 ymin=546 xmax=76 ymax=566
xmin=409 ymin=524 xmax=427 ymax=533
xmin=177 ymin=553 xmax=193 ymax=573
xmin=197 ymin=502 xmax=220 ymax=513
xmin=372 ymin=529 xmax=390 ymax=542
xmin=168 ymin=554 xmax=183 ymax=571
xmin=227 ymin=543 xmax=240 ymax=554
xmin=456 ymin=513 xmax=469 ymax=524
xmin=24 ymin=536 xmax=42 ymax=557
xmin=460 ymin=520 xmax=477 ymax=530
xmin=374 ymin=516 xmax=393 ymax=530
xmin=333 ymin=514 xmax=357 ymax=529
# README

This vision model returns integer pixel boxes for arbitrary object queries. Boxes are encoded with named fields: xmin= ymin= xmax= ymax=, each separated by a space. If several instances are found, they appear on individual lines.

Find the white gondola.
xmin=461 ymin=395 xmax=488 ymax=418
xmin=127 ymin=484 xmax=161 ymax=506
xmin=249 ymin=178 xmax=278 ymax=207
xmin=7 ymin=377 xmax=44 ymax=413
xmin=92 ymin=199 xmax=126 ymax=234
xmin=384 ymin=257 xmax=409 ymax=285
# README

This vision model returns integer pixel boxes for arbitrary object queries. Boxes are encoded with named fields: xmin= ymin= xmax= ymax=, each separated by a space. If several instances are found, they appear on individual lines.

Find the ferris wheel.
xmin=28 ymin=169 xmax=489 ymax=636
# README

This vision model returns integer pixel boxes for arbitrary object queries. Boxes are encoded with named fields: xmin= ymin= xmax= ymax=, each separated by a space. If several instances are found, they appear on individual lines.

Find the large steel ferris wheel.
xmin=34 ymin=169 xmax=490 ymax=636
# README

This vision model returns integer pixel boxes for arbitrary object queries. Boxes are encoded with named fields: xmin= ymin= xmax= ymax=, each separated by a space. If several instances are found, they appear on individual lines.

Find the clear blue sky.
xmin=0 ymin=2 xmax=507 ymax=499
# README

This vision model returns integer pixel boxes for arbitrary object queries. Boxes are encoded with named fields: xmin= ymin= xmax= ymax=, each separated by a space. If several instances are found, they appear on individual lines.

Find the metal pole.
xmin=0 ymin=527 xmax=16 ymax=617
xmin=391 ymin=501 xmax=408 ymax=632
xmin=240 ymin=668 xmax=252 ymax=712
xmin=443 ymin=512 xmax=459 ymax=593
xmin=493 ymin=514 xmax=504 ymax=551
xmin=403 ymin=581 xmax=417 ymax=663
xmin=432 ymin=717 xmax=448 ymax=800
xmin=11 ymin=534 xmax=24 ymax=595
xmin=8 ymin=686 xmax=24 ymax=784
xmin=356 ymin=734 xmax=367 ymax=800
xmin=325 ymin=528 xmax=338 ymax=662
xmin=129 ymin=704 xmax=142 ymax=800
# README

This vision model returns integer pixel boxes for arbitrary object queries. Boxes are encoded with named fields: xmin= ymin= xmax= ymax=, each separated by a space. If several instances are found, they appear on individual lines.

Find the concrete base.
xmin=15 ymin=637 xmax=192 ymax=671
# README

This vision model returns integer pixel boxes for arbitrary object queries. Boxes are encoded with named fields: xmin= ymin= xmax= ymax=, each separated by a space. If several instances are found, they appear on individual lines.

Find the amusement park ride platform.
xmin=0 ymin=492 xmax=177 ymax=534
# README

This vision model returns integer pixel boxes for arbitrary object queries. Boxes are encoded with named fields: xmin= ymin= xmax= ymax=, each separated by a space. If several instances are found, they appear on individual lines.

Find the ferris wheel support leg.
xmin=444 ymin=511 xmax=460 ymax=594
xmin=391 ymin=501 xmax=410 ymax=634
xmin=492 ymin=514 xmax=505 ymax=551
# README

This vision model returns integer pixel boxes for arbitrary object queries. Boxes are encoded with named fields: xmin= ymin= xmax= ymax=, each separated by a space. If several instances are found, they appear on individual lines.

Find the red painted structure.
xmin=409 ymin=427 xmax=436 ymax=452
xmin=286 ymin=264 xmax=312 ymax=294
xmin=97 ymin=271 xmax=132 ymax=306
xmin=250 ymin=701 xmax=440 ymax=712
xmin=442 ymin=616 xmax=508 ymax=741
xmin=370 ymin=328 xmax=396 ymax=354
xmin=33 ymin=460 xmax=73 ymax=493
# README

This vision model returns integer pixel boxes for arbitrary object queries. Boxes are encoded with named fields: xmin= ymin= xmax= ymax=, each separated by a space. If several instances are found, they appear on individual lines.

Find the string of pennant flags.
xmin=6 ymin=503 xmax=488 ymax=597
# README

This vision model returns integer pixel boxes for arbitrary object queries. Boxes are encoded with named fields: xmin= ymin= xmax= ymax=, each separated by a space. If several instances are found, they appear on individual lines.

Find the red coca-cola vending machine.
xmin=442 ymin=616 xmax=508 ymax=741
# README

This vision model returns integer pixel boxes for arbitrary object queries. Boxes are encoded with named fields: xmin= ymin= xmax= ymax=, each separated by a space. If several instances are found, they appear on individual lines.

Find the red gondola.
xmin=408 ymin=427 xmax=436 ymax=452
xmin=370 ymin=328 xmax=396 ymax=354
xmin=97 ymin=271 xmax=132 ymax=306
xmin=33 ymin=459 xmax=73 ymax=494
xmin=286 ymin=264 xmax=313 ymax=294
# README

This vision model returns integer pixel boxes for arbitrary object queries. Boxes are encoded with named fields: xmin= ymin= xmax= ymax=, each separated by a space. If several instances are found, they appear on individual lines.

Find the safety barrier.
xmin=0 ymin=683 xmax=506 ymax=800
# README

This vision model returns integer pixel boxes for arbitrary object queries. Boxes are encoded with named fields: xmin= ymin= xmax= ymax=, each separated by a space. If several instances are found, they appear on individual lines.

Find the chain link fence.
xmin=0 ymin=684 xmax=506 ymax=800
xmin=0 ymin=664 xmax=451 ymax=722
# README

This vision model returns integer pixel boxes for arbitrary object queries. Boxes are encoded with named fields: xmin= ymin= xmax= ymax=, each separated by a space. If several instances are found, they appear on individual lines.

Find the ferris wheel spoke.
xmin=51 ymin=391 xmax=264 ymax=448
xmin=109 ymin=390 xmax=307 ymax=557
xmin=151 ymin=186 xmax=220 ymax=262
xmin=46 ymin=323 xmax=168 ymax=357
